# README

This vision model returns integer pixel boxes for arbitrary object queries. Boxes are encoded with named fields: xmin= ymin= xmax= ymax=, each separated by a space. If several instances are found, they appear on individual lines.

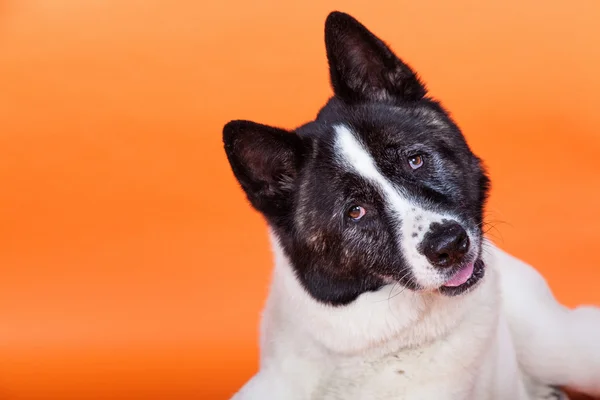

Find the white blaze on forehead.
xmin=332 ymin=124 xmax=465 ymax=289
xmin=333 ymin=124 xmax=412 ymax=215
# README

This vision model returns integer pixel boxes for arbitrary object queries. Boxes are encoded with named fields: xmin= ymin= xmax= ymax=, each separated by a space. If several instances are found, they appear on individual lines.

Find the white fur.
xmin=229 ymin=124 xmax=600 ymax=400
xmin=231 ymin=239 xmax=600 ymax=399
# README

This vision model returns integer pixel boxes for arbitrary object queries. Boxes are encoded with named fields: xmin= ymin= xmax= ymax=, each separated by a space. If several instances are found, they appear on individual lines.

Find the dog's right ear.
xmin=324 ymin=11 xmax=427 ymax=104
xmin=223 ymin=120 xmax=304 ymax=218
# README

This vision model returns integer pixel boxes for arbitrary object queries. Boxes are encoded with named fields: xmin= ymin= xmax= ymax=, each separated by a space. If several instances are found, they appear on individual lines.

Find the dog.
xmin=222 ymin=11 xmax=600 ymax=399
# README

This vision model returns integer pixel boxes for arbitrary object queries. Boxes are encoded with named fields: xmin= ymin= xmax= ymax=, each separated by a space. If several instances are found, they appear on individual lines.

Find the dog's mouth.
xmin=438 ymin=259 xmax=486 ymax=296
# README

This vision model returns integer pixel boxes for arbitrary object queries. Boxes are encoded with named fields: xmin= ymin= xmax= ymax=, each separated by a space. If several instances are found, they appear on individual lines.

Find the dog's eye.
xmin=348 ymin=205 xmax=366 ymax=221
xmin=408 ymin=154 xmax=424 ymax=170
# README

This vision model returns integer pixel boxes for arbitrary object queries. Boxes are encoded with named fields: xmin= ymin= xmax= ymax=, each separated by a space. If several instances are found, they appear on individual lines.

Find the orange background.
xmin=0 ymin=1 xmax=599 ymax=399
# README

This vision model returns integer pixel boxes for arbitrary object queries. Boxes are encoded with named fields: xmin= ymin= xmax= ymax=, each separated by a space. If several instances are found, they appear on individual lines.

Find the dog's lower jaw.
xmin=265 ymin=231 xmax=496 ymax=355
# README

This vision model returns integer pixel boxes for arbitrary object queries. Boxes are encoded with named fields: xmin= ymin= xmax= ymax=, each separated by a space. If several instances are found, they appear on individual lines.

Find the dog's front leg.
xmin=494 ymin=246 xmax=600 ymax=396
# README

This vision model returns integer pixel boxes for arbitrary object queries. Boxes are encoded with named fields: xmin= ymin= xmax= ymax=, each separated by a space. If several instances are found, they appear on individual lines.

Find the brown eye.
xmin=348 ymin=205 xmax=366 ymax=220
xmin=408 ymin=154 xmax=424 ymax=170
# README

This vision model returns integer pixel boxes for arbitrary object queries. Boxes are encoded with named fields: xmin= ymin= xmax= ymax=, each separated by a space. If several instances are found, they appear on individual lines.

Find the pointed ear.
xmin=324 ymin=11 xmax=427 ymax=103
xmin=223 ymin=120 xmax=304 ymax=218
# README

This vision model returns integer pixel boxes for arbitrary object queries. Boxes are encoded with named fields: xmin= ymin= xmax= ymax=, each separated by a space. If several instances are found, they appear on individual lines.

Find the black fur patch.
xmin=223 ymin=11 xmax=490 ymax=305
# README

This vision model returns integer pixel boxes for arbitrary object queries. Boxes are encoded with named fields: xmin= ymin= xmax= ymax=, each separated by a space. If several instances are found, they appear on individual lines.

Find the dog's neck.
xmin=260 ymin=231 xmax=500 ymax=360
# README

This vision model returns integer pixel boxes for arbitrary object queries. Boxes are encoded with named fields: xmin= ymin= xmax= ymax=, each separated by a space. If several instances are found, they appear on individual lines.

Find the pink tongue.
xmin=443 ymin=262 xmax=475 ymax=287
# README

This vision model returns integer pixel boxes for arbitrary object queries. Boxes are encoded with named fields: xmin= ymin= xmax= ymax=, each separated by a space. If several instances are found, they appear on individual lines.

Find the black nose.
xmin=421 ymin=222 xmax=470 ymax=268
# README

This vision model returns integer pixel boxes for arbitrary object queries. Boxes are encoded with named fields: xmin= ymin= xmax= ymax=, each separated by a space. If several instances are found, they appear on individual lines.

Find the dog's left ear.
xmin=324 ymin=11 xmax=427 ymax=103
xmin=223 ymin=120 xmax=304 ymax=219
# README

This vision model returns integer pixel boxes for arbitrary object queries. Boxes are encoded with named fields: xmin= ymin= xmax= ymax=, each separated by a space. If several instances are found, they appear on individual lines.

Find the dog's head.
xmin=223 ymin=12 xmax=490 ymax=305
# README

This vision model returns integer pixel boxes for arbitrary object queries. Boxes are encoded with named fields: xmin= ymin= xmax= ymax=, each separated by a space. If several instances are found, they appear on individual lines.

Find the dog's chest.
xmin=308 ymin=312 xmax=529 ymax=400
xmin=311 ymin=342 xmax=479 ymax=400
